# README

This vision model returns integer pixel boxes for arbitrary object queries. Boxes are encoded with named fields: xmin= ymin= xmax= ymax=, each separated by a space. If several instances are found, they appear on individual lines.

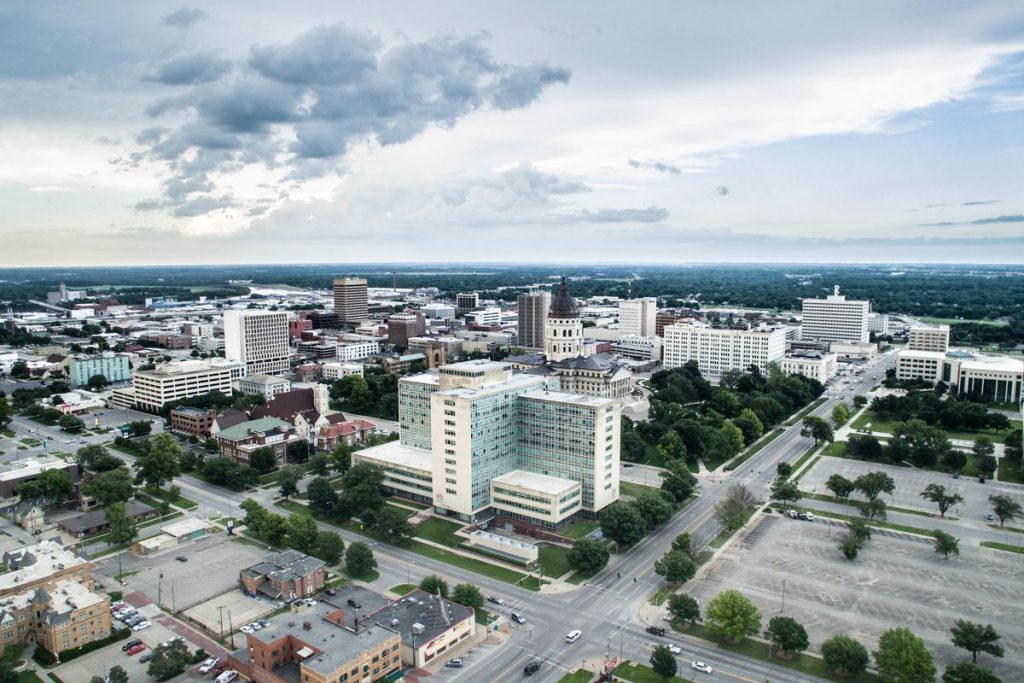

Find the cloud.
xmin=716 ymin=186 xmax=730 ymax=196
xmin=151 ymin=52 xmax=232 ymax=85
xmin=627 ymin=159 xmax=681 ymax=175
xmin=577 ymin=206 xmax=668 ymax=223
xmin=919 ymin=214 xmax=1024 ymax=227
xmin=173 ymin=195 xmax=234 ymax=217
xmin=134 ymin=24 xmax=570 ymax=221
xmin=962 ymin=199 xmax=999 ymax=206
xmin=163 ymin=8 xmax=207 ymax=29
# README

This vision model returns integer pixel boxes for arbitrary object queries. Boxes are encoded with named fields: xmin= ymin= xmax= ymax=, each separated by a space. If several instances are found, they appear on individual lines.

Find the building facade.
xmin=132 ymin=361 xmax=232 ymax=412
xmin=240 ymin=550 xmax=326 ymax=601
xmin=333 ymin=278 xmax=369 ymax=323
xmin=663 ymin=322 xmax=786 ymax=382
xmin=216 ymin=417 xmax=299 ymax=467
xmin=896 ymin=349 xmax=1023 ymax=402
xmin=68 ymin=352 xmax=130 ymax=388
xmin=517 ymin=290 xmax=551 ymax=350
xmin=908 ymin=325 xmax=950 ymax=352
xmin=545 ymin=278 xmax=584 ymax=362
xmin=781 ymin=352 xmax=838 ymax=384
xmin=169 ymin=407 xmax=215 ymax=437
xmin=455 ymin=293 xmax=479 ymax=315
xmin=239 ymin=374 xmax=292 ymax=401
xmin=800 ymin=286 xmax=870 ymax=344
xmin=0 ymin=580 xmax=110 ymax=657
xmin=618 ymin=297 xmax=657 ymax=337
xmin=224 ymin=309 xmax=290 ymax=377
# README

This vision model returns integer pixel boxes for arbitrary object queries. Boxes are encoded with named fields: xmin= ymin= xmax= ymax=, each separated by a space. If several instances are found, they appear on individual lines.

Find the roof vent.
xmin=302 ymin=621 xmax=311 ymax=630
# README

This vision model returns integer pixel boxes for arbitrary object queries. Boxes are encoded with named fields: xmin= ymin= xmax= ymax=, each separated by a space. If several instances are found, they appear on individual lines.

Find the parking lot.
xmin=184 ymin=588 xmax=280 ymax=638
xmin=691 ymin=514 xmax=1024 ymax=680
xmin=798 ymin=456 xmax=1024 ymax=521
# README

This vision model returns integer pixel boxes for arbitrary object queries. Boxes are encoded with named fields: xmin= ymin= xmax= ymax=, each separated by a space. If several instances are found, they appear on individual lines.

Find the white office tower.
xmin=908 ymin=325 xmax=950 ymax=353
xmin=800 ymin=286 xmax=870 ymax=344
xmin=517 ymin=290 xmax=551 ymax=349
xmin=618 ymin=297 xmax=657 ymax=337
xmin=333 ymin=277 xmax=368 ymax=323
xmin=545 ymin=277 xmax=584 ymax=361
xmin=663 ymin=321 xmax=786 ymax=382
xmin=223 ymin=309 xmax=290 ymax=376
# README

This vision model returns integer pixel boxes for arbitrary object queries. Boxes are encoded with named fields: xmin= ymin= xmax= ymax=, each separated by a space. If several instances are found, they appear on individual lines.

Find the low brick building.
xmin=239 ymin=550 xmax=326 ymax=602
xmin=0 ymin=579 xmax=111 ymax=657
xmin=215 ymin=417 xmax=301 ymax=468
xmin=57 ymin=500 xmax=156 ymax=537
xmin=314 ymin=418 xmax=376 ymax=452
xmin=169 ymin=407 xmax=215 ymax=437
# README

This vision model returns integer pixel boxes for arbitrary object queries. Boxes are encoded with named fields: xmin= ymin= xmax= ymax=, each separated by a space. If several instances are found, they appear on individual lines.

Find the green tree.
xmin=654 ymin=550 xmax=695 ymax=585
xmin=659 ymin=460 xmax=696 ymax=503
xmin=345 ymin=541 xmax=375 ymax=578
xmin=705 ymin=589 xmax=761 ymax=643
xmin=941 ymin=661 xmax=1002 ymax=683
xmin=826 ymin=474 xmax=855 ymax=501
xmin=950 ymin=620 xmax=1004 ymax=664
xmin=769 ymin=479 xmax=802 ymax=505
xmin=307 ymin=453 xmax=330 ymax=477
xmin=0 ymin=663 xmax=17 ymax=683
xmin=667 ymin=593 xmax=701 ymax=625
xmin=633 ymin=492 xmax=675 ymax=527
xmin=776 ymin=461 xmax=792 ymax=479
xmin=848 ymin=518 xmax=872 ymax=543
xmin=737 ymin=407 xmax=764 ymax=440
xmin=566 ymin=538 xmax=610 ymax=574
xmin=0 ymin=395 xmax=11 ymax=430
xmin=84 ymin=467 xmax=134 ymax=505
xmin=855 ymin=471 xmax=895 ymax=501
xmin=371 ymin=506 xmax=413 ymax=542
xmin=249 ymin=447 xmax=276 ymax=473
xmin=313 ymin=531 xmax=345 ymax=565
xmin=721 ymin=419 xmax=745 ymax=455
xmin=599 ymin=501 xmax=646 ymax=546
xmin=821 ymin=634 xmax=869 ymax=677
xmin=106 ymin=666 xmax=129 ymax=683
xmin=307 ymin=476 xmax=339 ymax=517
xmin=853 ymin=395 xmax=868 ymax=409
xmin=128 ymin=420 xmax=152 ymax=436
xmin=135 ymin=432 xmax=181 ymax=489
xmin=932 ymin=530 xmax=959 ymax=559
xmin=840 ymin=535 xmax=861 ymax=561
xmin=86 ymin=374 xmax=109 ymax=391
xmin=278 ymin=465 xmax=303 ymax=499
xmin=921 ymin=484 xmax=963 ymax=518
xmin=656 ymin=430 xmax=687 ymax=462
xmin=339 ymin=463 xmax=385 ymax=513
xmin=715 ymin=484 xmax=755 ymax=531
xmin=20 ymin=469 xmax=74 ymax=502
xmin=873 ymin=627 xmax=937 ymax=683
xmin=451 ymin=583 xmax=484 ymax=612
xmin=650 ymin=644 xmax=678 ymax=680
xmin=859 ymin=498 xmax=888 ymax=521
xmin=832 ymin=402 xmax=851 ymax=427
xmin=972 ymin=436 xmax=995 ymax=460
xmin=670 ymin=532 xmax=693 ymax=557
xmin=147 ymin=639 xmax=191 ymax=680
xmin=330 ymin=442 xmax=353 ymax=473
xmin=765 ymin=616 xmax=809 ymax=656
xmin=801 ymin=416 xmax=834 ymax=446
xmin=988 ymin=494 xmax=1022 ymax=528
xmin=286 ymin=513 xmax=320 ymax=555
xmin=58 ymin=414 xmax=83 ymax=432
xmin=419 ymin=575 xmax=449 ymax=598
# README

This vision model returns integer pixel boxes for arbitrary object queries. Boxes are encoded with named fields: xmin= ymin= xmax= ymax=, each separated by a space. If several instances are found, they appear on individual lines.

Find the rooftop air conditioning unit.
xmin=412 ymin=623 xmax=425 ymax=635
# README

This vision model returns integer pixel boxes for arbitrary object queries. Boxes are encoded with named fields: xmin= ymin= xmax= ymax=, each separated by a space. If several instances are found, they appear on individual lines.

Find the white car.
xmin=132 ymin=621 xmax=151 ymax=631
xmin=199 ymin=657 xmax=220 ymax=674
xmin=692 ymin=661 xmax=713 ymax=674
xmin=668 ymin=644 xmax=682 ymax=655
xmin=239 ymin=625 xmax=254 ymax=634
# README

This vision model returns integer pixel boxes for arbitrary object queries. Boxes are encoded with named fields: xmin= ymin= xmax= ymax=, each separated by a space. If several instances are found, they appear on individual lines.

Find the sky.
xmin=2 ymin=1 xmax=1024 ymax=266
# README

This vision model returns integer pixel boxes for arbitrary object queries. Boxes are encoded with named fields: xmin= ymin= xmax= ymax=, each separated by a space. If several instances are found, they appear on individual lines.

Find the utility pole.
xmin=781 ymin=579 xmax=786 ymax=614
xmin=217 ymin=605 xmax=225 ymax=642
xmin=228 ymin=609 xmax=236 ymax=649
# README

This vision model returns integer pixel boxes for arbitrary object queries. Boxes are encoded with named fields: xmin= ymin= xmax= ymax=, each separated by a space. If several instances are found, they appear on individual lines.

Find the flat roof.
xmin=1 ymin=540 xmax=86 ymax=593
xmin=960 ymin=356 xmax=1024 ymax=373
xmin=519 ymin=390 xmax=617 ymax=408
xmin=0 ymin=456 xmax=70 ymax=483
xmin=240 ymin=374 xmax=289 ymax=385
xmin=354 ymin=441 xmax=432 ymax=474
xmin=162 ymin=517 xmax=209 ymax=537
xmin=898 ymin=349 xmax=946 ymax=360
xmin=366 ymin=588 xmax=473 ymax=648
xmin=438 ymin=372 xmax=545 ymax=399
xmin=491 ymin=470 xmax=579 ymax=495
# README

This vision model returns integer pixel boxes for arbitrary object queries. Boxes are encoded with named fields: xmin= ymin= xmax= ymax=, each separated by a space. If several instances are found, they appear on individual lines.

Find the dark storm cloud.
xmin=627 ymin=159 xmax=681 ymax=175
xmin=136 ymin=23 xmax=571 ymax=215
xmin=578 ymin=206 xmax=668 ymax=223
xmin=163 ymin=8 xmax=207 ymax=29
xmin=151 ymin=52 xmax=232 ymax=85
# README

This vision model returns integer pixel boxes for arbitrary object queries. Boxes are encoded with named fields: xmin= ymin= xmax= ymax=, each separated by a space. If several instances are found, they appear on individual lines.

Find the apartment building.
xmin=333 ymin=278 xmax=369 ymax=323
xmin=618 ymin=297 xmax=657 ymax=337
xmin=663 ymin=321 xmax=786 ymax=382
xmin=337 ymin=339 xmax=379 ymax=361
xmin=240 ymin=550 xmax=326 ymax=601
xmin=0 ymin=580 xmax=110 ymax=657
xmin=224 ymin=309 xmax=290 ymax=376
xmin=800 ymin=286 xmax=870 ymax=344
xmin=68 ymin=351 xmax=130 ymax=388
xmin=908 ymin=325 xmax=950 ymax=352
xmin=131 ymin=360 xmax=232 ymax=412
xmin=517 ymin=290 xmax=551 ymax=349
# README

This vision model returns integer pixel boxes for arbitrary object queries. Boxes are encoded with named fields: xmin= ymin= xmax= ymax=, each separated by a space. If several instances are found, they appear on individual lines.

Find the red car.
xmin=126 ymin=644 xmax=147 ymax=656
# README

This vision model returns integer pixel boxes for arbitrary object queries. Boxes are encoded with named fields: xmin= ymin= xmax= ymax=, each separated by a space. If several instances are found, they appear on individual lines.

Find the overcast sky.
xmin=2 ymin=1 xmax=1024 ymax=266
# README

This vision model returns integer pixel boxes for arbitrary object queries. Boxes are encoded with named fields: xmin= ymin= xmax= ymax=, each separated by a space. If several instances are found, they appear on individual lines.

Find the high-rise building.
xmin=224 ymin=309 xmax=290 ymax=376
xmin=908 ymin=325 xmax=950 ymax=353
xmin=545 ymin=277 xmax=584 ymax=362
xmin=388 ymin=313 xmax=426 ymax=347
xmin=355 ymin=359 xmax=620 ymax=526
xmin=800 ymin=286 xmax=870 ymax=344
xmin=663 ymin=321 xmax=786 ymax=382
xmin=517 ymin=290 xmax=551 ymax=349
xmin=132 ymin=360 xmax=233 ymax=412
xmin=456 ymin=292 xmax=479 ymax=315
xmin=68 ymin=351 xmax=131 ymax=388
xmin=333 ymin=277 xmax=368 ymax=323
xmin=618 ymin=297 xmax=657 ymax=337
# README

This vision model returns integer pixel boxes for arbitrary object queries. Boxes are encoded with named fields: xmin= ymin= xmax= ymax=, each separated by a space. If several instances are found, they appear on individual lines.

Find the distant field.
xmin=919 ymin=316 xmax=1008 ymax=327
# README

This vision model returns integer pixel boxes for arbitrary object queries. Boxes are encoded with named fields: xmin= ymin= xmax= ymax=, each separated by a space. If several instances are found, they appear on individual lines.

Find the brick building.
xmin=215 ymin=417 xmax=300 ymax=468
xmin=0 ymin=579 xmax=111 ymax=657
xmin=169 ymin=407 xmax=215 ymax=437
xmin=239 ymin=551 xmax=326 ymax=602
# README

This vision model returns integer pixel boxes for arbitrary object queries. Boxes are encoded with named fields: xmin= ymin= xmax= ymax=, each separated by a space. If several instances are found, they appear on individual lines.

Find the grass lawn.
xmin=801 ymin=492 xmax=945 ymax=519
xmin=790 ymin=505 xmax=935 ymax=537
xmin=407 ymin=541 xmax=543 ymax=591
xmin=20 ymin=437 xmax=41 ymax=447
xmin=821 ymin=441 xmax=848 ymax=457
xmin=538 ymin=545 xmax=571 ymax=578
xmin=557 ymin=672 xmax=593 ymax=683
xmin=785 ymin=396 xmax=828 ymax=426
xmin=648 ymin=585 xmax=673 ymax=606
xmin=981 ymin=541 xmax=1024 ymax=555
xmin=619 ymin=481 xmax=661 ymax=500
xmin=347 ymin=568 xmax=380 ymax=582
xmin=389 ymin=583 xmax=418 ymax=595
xmin=723 ymin=429 xmax=784 ymax=471
xmin=560 ymin=519 xmax=600 ymax=540
xmin=998 ymin=458 xmax=1024 ymax=484
xmin=18 ymin=672 xmax=46 ymax=683
xmin=614 ymin=661 xmax=695 ymax=683
xmin=413 ymin=517 xmax=464 ymax=547
xmin=709 ymin=508 xmax=754 ymax=549
xmin=677 ymin=623 xmax=881 ymax=683
xmin=852 ymin=412 xmax=1020 ymax=445
xmin=140 ymin=486 xmax=197 ymax=509
xmin=388 ymin=496 xmax=430 ymax=510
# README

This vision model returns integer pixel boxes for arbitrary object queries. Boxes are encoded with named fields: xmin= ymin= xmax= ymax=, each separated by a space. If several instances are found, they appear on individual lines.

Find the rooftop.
xmin=58 ymin=500 xmax=155 ymax=533
xmin=1 ymin=578 xmax=105 ymax=624
xmin=161 ymin=517 xmax=210 ymax=537
xmin=1 ymin=540 xmax=87 ymax=593
xmin=519 ymin=390 xmax=618 ymax=408
xmin=240 ymin=374 xmax=290 ymax=386
xmin=438 ymin=372 xmax=545 ymax=399
xmin=354 ymin=440 xmax=432 ymax=474
xmin=364 ymin=588 xmax=473 ymax=649
xmin=216 ymin=416 xmax=293 ymax=442
xmin=0 ymin=456 xmax=71 ymax=483
xmin=492 ymin=469 xmax=579 ymax=495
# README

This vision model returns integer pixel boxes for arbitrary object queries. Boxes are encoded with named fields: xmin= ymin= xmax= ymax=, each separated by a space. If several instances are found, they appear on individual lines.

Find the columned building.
xmin=545 ymin=277 xmax=584 ymax=362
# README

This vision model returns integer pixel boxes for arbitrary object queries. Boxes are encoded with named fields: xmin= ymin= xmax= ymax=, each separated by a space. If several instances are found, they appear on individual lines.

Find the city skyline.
xmin=3 ymin=1 xmax=1024 ymax=265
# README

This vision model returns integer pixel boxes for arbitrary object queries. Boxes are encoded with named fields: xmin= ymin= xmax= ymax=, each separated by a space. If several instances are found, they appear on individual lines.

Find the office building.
xmin=239 ymin=374 xmax=292 ymax=401
xmin=169 ymin=407 xmax=215 ymax=437
xmin=337 ymin=339 xmax=379 ymax=361
xmin=132 ymin=360 xmax=232 ymax=412
xmin=0 ymin=579 xmax=110 ymax=657
xmin=896 ymin=350 xmax=1023 ymax=402
xmin=421 ymin=303 xmax=456 ymax=320
xmin=388 ymin=313 xmax=426 ymax=348
xmin=781 ymin=351 xmax=838 ymax=384
xmin=333 ymin=278 xmax=369 ymax=323
xmin=224 ymin=309 xmax=289 ymax=377
xmin=68 ymin=351 xmax=131 ymax=388
xmin=610 ymin=335 xmax=663 ymax=362
xmin=908 ymin=325 xmax=950 ymax=353
xmin=464 ymin=307 xmax=501 ymax=327
xmin=456 ymin=292 xmax=479 ymax=315
xmin=356 ymin=359 xmax=619 ymax=527
xmin=663 ymin=321 xmax=786 ymax=383
xmin=618 ymin=297 xmax=657 ymax=337
xmin=517 ymin=290 xmax=551 ymax=349
xmin=800 ymin=286 xmax=870 ymax=344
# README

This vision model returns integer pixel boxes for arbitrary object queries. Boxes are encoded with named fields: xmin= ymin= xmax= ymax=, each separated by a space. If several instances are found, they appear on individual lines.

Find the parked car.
xmin=122 ymin=639 xmax=143 ymax=652
xmin=691 ymin=661 xmax=713 ymax=674
xmin=215 ymin=672 xmax=238 ymax=683
xmin=258 ymin=619 xmax=270 ymax=628
xmin=126 ymin=644 xmax=146 ymax=656
xmin=132 ymin=621 xmax=151 ymax=631
xmin=199 ymin=657 xmax=220 ymax=674
xmin=176 ymin=555 xmax=188 ymax=562
xmin=139 ymin=652 xmax=154 ymax=664
xmin=324 ymin=588 xmax=337 ymax=596
xmin=804 ymin=512 xmax=815 ymax=522
xmin=240 ymin=625 xmax=254 ymax=634
xmin=510 ymin=612 xmax=526 ymax=625
xmin=786 ymin=510 xmax=798 ymax=519
xmin=347 ymin=598 xmax=362 ymax=609
xmin=646 ymin=626 xmax=666 ymax=637
xmin=445 ymin=658 xmax=464 ymax=668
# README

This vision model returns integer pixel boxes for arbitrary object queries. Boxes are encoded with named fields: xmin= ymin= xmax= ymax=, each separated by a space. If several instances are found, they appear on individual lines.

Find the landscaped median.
xmin=723 ymin=429 xmax=784 ymax=472
xmin=981 ymin=540 xmax=1024 ymax=555
xmin=785 ymin=396 xmax=828 ymax=426
xmin=614 ymin=660 xmax=696 ymax=683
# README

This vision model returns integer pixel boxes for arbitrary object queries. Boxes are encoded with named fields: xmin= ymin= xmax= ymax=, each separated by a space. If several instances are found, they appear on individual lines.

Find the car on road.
xmin=175 ymin=555 xmax=188 ymax=562
xmin=32 ymin=529 xmax=42 ymax=535
xmin=645 ymin=626 xmax=666 ymax=637
xmin=199 ymin=657 xmax=220 ymax=674
xmin=523 ymin=660 xmax=541 ymax=676
xmin=668 ymin=644 xmax=682 ymax=655
xmin=445 ymin=658 xmax=464 ymax=668
xmin=126 ymin=644 xmax=146 ymax=656
xmin=623 ymin=463 xmax=634 ymax=468
xmin=510 ymin=612 xmax=526 ymax=625
xmin=122 ymin=639 xmax=143 ymax=652
xmin=486 ymin=595 xmax=506 ymax=605
xmin=565 ymin=629 xmax=582 ymax=643
xmin=691 ymin=661 xmax=713 ymax=674
xmin=986 ymin=513 xmax=995 ymax=522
